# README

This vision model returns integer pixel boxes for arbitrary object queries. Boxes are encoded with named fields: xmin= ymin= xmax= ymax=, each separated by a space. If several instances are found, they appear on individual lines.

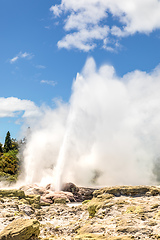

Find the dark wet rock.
xmin=54 ymin=183 xmax=97 ymax=202
xmin=74 ymin=187 xmax=97 ymax=202
xmin=62 ymin=182 xmax=79 ymax=193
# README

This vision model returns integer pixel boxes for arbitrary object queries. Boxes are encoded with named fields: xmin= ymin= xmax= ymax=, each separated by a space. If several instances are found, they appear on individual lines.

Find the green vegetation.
xmin=0 ymin=131 xmax=22 ymax=183
xmin=3 ymin=131 xmax=12 ymax=153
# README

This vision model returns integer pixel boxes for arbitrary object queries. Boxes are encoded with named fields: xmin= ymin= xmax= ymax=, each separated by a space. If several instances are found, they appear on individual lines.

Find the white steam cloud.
xmin=22 ymin=58 xmax=160 ymax=188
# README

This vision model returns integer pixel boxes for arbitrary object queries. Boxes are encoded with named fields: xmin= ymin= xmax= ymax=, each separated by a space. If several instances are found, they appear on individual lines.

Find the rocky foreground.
xmin=0 ymin=184 xmax=160 ymax=239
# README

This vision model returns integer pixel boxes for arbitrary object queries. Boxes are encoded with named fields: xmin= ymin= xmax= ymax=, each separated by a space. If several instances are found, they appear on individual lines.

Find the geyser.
xmin=22 ymin=58 xmax=160 ymax=190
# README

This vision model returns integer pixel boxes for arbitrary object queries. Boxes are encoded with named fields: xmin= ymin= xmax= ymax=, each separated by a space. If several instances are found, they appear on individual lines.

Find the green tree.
xmin=3 ymin=131 xmax=12 ymax=153
xmin=11 ymin=138 xmax=19 ymax=151
xmin=0 ymin=149 xmax=19 ymax=179
xmin=0 ymin=143 xmax=3 ymax=154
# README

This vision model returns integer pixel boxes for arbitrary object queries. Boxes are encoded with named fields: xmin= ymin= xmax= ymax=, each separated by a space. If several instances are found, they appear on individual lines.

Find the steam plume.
xmin=22 ymin=58 xmax=160 ymax=189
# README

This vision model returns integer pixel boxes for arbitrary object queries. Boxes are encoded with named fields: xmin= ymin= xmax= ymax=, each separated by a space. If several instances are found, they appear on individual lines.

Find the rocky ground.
xmin=0 ymin=184 xmax=160 ymax=239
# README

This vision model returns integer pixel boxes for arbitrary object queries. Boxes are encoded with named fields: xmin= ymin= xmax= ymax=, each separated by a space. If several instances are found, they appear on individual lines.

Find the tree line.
xmin=0 ymin=131 xmax=21 ymax=183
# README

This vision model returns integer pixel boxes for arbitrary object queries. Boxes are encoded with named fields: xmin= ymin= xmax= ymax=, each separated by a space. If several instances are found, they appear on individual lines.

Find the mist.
xmin=21 ymin=58 xmax=160 ymax=189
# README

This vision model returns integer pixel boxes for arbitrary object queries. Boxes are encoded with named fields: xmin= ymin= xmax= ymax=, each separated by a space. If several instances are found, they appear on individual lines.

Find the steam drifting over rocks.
xmin=22 ymin=57 xmax=160 ymax=189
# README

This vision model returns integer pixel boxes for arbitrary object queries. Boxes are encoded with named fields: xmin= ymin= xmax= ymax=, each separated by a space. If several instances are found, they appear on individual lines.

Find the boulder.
xmin=19 ymin=184 xmax=46 ymax=196
xmin=0 ymin=218 xmax=40 ymax=240
xmin=75 ymin=234 xmax=134 ymax=240
xmin=74 ymin=234 xmax=106 ymax=239
xmin=76 ymin=187 xmax=97 ymax=201
xmin=93 ymin=186 xmax=160 ymax=197
xmin=62 ymin=182 xmax=79 ymax=193
xmin=41 ymin=190 xmax=75 ymax=204
xmin=18 ymin=204 xmax=35 ymax=216
xmin=108 ymin=237 xmax=134 ymax=240
xmin=0 ymin=189 xmax=25 ymax=199
xmin=25 ymin=195 xmax=41 ymax=209
xmin=85 ymin=193 xmax=114 ymax=218
xmin=61 ymin=183 xmax=97 ymax=202
xmin=54 ymin=197 xmax=66 ymax=204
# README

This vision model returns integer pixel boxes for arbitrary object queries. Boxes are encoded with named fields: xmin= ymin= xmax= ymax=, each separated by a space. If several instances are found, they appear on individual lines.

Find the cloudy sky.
xmin=0 ymin=0 xmax=160 ymax=142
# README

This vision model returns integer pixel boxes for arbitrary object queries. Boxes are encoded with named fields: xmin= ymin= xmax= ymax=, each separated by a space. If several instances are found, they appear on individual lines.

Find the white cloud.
xmin=36 ymin=65 xmax=46 ymax=69
xmin=50 ymin=0 xmax=160 ymax=51
xmin=41 ymin=80 xmax=57 ymax=86
xmin=58 ymin=26 xmax=109 ymax=51
xmin=21 ymin=52 xmax=32 ymax=59
xmin=103 ymin=38 xmax=121 ymax=52
xmin=45 ymin=26 xmax=50 ymax=29
xmin=10 ymin=52 xmax=34 ymax=64
xmin=50 ymin=5 xmax=63 ymax=17
xmin=0 ymin=97 xmax=41 ymax=118
xmin=10 ymin=56 xmax=19 ymax=64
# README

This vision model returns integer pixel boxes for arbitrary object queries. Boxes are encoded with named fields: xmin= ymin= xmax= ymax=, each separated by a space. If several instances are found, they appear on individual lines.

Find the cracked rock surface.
xmin=0 ymin=185 xmax=160 ymax=239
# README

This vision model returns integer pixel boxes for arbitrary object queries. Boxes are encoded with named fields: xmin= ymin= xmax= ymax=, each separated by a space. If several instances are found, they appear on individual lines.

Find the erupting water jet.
xmin=22 ymin=58 xmax=160 ymax=188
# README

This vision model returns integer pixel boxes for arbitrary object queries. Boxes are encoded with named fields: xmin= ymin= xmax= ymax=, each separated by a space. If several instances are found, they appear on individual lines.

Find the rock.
xmin=1 ymin=211 xmax=14 ymax=218
xmin=18 ymin=199 xmax=29 ymax=205
xmin=25 ymin=195 xmax=40 ymax=204
xmin=78 ymin=222 xmax=106 ymax=235
xmin=40 ymin=201 xmax=51 ymax=206
xmin=20 ymin=183 xmax=97 ymax=204
xmin=41 ymin=190 xmax=75 ymax=204
xmin=54 ymin=198 xmax=66 ymax=204
xmin=54 ymin=191 xmax=75 ymax=202
xmin=19 ymin=184 xmax=47 ymax=196
xmin=61 ymin=183 xmax=97 ymax=202
xmin=154 ymin=210 xmax=160 ymax=219
xmin=45 ymin=183 xmax=52 ymax=190
xmin=126 ymin=205 xmax=144 ymax=214
xmin=1 ymin=184 xmax=160 ymax=239
xmin=75 ymin=236 xmax=134 ymax=240
xmin=18 ymin=204 xmax=35 ymax=216
xmin=62 ymin=182 xmax=79 ymax=193
xmin=74 ymin=234 xmax=106 ymax=239
xmin=76 ymin=187 xmax=97 ymax=201
xmin=0 ymin=218 xmax=40 ymax=240
xmin=108 ymin=237 xmax=134 ymax=240
xmin=96 ymin=193 xmax=114 ymax=200
xmin=31 ymin=203 xmax=41 ymax=209
xmin=93 ymin=186 xmax=160 ymax=198
xmin=85 ymin=193 xmax=114 ymax=218
xmin=0 ymin=189 xmax=25 ymax=199
xmin=25 ymin=195 xmax=41 ymax=209
xmin=116 ymin=226 xmax=138 ymax=234
xmin=41 ymin=195 xmax=53 ymax=204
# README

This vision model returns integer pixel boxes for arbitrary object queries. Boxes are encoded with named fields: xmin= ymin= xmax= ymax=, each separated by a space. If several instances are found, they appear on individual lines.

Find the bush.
xmin=0 ymin=132 xmax=21 ymax=183
xmin=0 ymin=150 xmax=20 ymax=176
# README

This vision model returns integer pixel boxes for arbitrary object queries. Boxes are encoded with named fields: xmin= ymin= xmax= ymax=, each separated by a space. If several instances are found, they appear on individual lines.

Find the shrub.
xmin=0 ymin=149 xmax=20 ymax=176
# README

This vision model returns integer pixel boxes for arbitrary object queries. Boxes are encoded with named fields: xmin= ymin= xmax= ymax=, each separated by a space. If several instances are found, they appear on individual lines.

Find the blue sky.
xmin=1 ymin=0 xmax=160 ymax=143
